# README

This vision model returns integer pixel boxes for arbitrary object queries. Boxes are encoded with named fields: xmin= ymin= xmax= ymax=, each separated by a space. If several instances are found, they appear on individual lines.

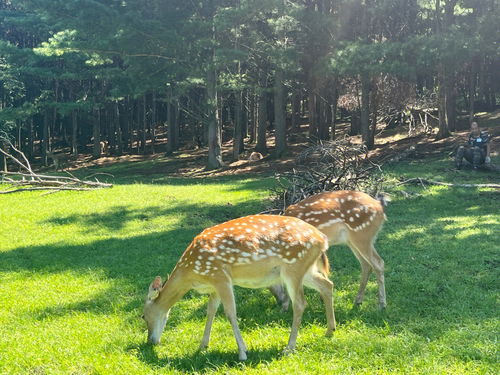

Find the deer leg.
xmin=215 ymin=281 xmax=248 ymax=360
xmin=348 ymin=241 xmax=373 ymax=305
xmin=199 ymin=293 xmax=221 ymax=350
xmin=269 ymin=284 xmax=290 ymax=311
xmin=281 ymin=272 xmax=306 ymax=353
xmin=350 ymin=239 xmax=386 ymax=309
xmin=303 ymin=270 xmax=336 ymax=335
xmin=370 ymin=246 xmax=386 ymax=309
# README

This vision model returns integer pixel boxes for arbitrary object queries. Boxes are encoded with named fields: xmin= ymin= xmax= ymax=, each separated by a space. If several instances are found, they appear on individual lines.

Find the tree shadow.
xmin=1 ymin=186 xmax=498 ymax=369
xmin=40 ymin=198 xmax=266 ymax=234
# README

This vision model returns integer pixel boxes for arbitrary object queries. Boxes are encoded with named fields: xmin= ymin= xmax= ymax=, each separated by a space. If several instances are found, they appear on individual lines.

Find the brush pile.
xmin=269 ymin=138 xmax=385 ymax=213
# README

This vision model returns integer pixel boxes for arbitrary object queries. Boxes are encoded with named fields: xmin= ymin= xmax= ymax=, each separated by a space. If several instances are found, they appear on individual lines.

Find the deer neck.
xmin=155 ymin=269 xmax=191 ymax=312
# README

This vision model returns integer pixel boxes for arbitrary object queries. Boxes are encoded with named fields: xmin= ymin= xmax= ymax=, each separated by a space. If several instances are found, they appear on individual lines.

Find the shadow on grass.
xmin=1 ymin=186 xmax=498 ymax=368
xmin=133 ymin=342 xmax=282 ymax=372
xmin=41 ymin=198 xmax=266 ymax=233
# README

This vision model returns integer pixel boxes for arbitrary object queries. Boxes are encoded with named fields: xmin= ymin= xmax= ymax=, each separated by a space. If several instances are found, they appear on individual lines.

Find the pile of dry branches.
xmin=269 ymin=138 xmax=385 ymax=213
xmin=0 ymin=138 xmax=112 ymax=194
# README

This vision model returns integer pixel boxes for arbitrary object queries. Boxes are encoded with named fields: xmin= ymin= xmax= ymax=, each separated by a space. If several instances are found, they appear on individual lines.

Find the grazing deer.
xmin=143 ymin=215 xmax=334 ymax=360
xmin=281 ymin=191 xmax=387 ymax=309
xmin=249 ymin=151 xmax=264 ymax=161
xmin=46 ymin=150 xmax=70 ymax=170
xmin=99 ymin=140 xmax=109 ymax=155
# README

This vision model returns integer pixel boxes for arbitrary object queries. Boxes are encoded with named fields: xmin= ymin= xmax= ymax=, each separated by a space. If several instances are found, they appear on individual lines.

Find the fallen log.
xmin=0 ymin=136 xmax=113 ymax=194
xmin=398 ymin=177 xmax=500 ymax=189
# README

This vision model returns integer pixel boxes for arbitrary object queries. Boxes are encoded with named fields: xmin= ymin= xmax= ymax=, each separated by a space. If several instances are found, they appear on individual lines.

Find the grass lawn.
xmin=0 ymin=158 xmax=498 ymax=374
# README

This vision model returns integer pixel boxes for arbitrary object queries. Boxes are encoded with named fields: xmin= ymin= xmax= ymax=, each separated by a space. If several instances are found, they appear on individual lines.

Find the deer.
xmin=142 ymin=214 xmax=334 ymax=361
xmin=248 ymin=151 xmax=264 ymax=161
xmin=46 ymin=150 xmax=70 ymax=170
xmin=273 ymin=191 xmax=387 ymax=310
xmin=99 ymin=140 xmax=109 ymax=155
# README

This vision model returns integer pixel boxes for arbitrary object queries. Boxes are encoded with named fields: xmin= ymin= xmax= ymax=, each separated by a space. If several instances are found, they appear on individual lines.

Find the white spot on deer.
xmin=284 ymin=258 xmax=297 ymax=264
xmin=347 ymin=195 xmax=353 ymax=200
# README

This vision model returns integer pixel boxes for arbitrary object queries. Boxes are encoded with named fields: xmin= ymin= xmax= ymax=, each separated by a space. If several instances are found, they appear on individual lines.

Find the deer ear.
xmin=148 ymin=276 xmax=162 ymax=300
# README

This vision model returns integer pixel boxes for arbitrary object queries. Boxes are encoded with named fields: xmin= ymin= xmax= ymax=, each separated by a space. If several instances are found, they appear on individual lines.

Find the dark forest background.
xmin=1 ymin=0 xmax=498 ymax=169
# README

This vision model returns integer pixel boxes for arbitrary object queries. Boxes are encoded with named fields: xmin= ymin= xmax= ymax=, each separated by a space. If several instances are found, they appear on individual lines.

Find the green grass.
xmin=0 ymin=158 xmax=498 ymax=374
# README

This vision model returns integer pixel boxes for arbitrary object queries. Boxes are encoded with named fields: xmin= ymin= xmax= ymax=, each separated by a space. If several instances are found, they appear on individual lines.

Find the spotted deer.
xmin=281 ymin=191 xmax=387 ymax=309
xmin=143 ymin=215 xmax=334 ymax=361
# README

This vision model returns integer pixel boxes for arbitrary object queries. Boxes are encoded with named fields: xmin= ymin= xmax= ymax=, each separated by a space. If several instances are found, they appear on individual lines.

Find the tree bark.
xmin=42 ymin=109 xmax=49 ymax=165
xmin=291 ymin=91 xmax=301 ymax=132
xmin=71 ymin=109 xmax=78 ymax=157
xmin=166 ymin=97 xmax=179 ymax=155
xmin=206 ymin=65 xmax=223 ymax=169
xmin=93 ymin=108 xmax=101 ymax=158
xmin=274 ymin=68 xmax=287 ymax=157
xmin=360 ymin=74 xmax=371 ymax=147
xmin=255 ymin=71 xmax=268 ymax=154
xmin=233 ymin=91 xmax=243 ymax=160
xmin=308 ymin=88 xmax=318 ymax=140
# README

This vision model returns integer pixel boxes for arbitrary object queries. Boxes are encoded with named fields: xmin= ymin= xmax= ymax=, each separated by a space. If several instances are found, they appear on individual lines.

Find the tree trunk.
xmin=274 ymin=68 xmax=286 ymax=157
xmin=291 ymin=91 xmax=301 ymax=132
xmin=248 ymin=90 xmax=256 ymax=144
xmin=330 ymin=84 xmax=339 ymax=140
xmin=141 ymin=95 xmax=147 ymax=154
xmin=116 ymin=102 xmax=123 ymax=156
xmin=42 ymin=109 xmax=49 ymax=165
xmin=206 ymin=64 xmax=223 ymax=169
xmin=255 ymin=76 xmax=268 ymax=154
xmin=151 ymin=91 xmax=156 ymax=154
xmin=232 ymin=91 xmax=243 ymax=160
xmin=71 ymin=110 xmax=78 ymax=157
xmin=367 ymin=82 xmax=378 ymax=150
xmin=360 ymin=74 xmax=371 ymax=146
xmin=308 ymin=88 xmax=318 ymax=140
xmin=445 ymin=79 xmax=456 ymax=132
xmin=93 ymin=108 xmax=101 ymax=158
xmin=166 ymin=98 xmax=179 ymax=155
xmin=28 ymin=117 xmax=34 ymax=159
xmin=436 ymin=66 xmax=450 ymax=139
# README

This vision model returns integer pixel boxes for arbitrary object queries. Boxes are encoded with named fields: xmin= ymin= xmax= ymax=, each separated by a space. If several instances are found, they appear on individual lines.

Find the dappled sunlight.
xmin=0 ymin=270 xmax=113 ymax=316
xmin=0 ymin=175 xmax=497 ymax=374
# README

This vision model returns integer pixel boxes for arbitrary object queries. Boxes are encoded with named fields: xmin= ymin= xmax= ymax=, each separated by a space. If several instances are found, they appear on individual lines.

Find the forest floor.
xmin=59 ymin=109 xmax=500 ymax=180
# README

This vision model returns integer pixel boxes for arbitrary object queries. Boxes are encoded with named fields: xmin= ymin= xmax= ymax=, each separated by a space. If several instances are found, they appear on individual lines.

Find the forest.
xmin=1 ymin=0 xmax=498 ymax=170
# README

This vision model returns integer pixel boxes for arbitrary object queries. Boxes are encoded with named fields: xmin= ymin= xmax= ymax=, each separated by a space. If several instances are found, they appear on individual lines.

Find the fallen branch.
xmin=398 ymin=178 xmax=500 ymax=189
xmin=0 ymin=136 xmax=113 ymax=194
xmin=0 ymin=187 xmax=96 ymax=194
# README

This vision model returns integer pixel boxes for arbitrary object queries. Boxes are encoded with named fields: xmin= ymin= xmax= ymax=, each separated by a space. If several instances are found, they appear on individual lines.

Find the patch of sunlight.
xmin=387 ymin=225 xmax=427 ymax=240
xmin=0 ymin=270 xmax=114 ymax=316
xmin=436 ymin=215 xmax=497 ymax=239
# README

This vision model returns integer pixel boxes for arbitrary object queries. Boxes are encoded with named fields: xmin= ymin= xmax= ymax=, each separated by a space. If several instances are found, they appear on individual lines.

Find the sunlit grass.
xmin=0 ymin=159 xmax=498 ymax=374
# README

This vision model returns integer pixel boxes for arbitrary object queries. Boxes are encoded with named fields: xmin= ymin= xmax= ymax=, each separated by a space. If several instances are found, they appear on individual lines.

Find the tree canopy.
xmin=1 ymin=0 xmax=498 ymax=167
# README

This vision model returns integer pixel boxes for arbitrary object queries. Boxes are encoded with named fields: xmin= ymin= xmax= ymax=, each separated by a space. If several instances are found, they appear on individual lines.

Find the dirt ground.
xmin=59 ymin=109 xmax=500 ymax=178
